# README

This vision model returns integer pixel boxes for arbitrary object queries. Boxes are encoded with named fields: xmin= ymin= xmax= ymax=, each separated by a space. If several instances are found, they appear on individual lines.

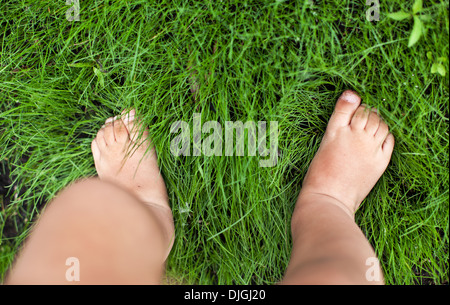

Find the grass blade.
xmin=93 ymin=67 xmax=105 ymax=88
xmin=387 ymin=11 xmax=411 ymax=21
xmin=437 ymin=63 xmax=446 ymax=76
xmin=412 ymin=0 xmax=423 ymax=15
xmin=408 ymin=16 xmax=423 ymax=47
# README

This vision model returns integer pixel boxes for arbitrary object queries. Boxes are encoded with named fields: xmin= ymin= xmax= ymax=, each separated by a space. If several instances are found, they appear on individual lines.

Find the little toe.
xmin=350 ymin=104 xmax=371 ymax=130
xmin=365 ymin=108 xmax=381 ymax=135
xmin=95 ymin=126 xmax=108 ymax=147
xmin=91 ymin=138 xmax=101 ymax=161
xmin=327 ymin=90 xmax=362 ymax=130
xmin=382 ymin=133 xmax=395 ymax=154
xmin=375 ymin=120 xmax=390 ymax=145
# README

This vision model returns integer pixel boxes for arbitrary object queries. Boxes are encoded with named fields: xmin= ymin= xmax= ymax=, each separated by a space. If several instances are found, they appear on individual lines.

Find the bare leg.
xmin=6 ymin=110 xmax=174 ymax=284
xmin=282 ymin=90 xmax=394 ymax=285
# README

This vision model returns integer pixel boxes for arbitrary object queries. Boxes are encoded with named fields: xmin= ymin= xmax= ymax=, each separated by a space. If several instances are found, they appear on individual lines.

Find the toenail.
xmin=124 ymin=112 xmax=135 ymax=123
xmin=341 ymin=91 xmax=359 ymax=104
xmin=106 ymin=116 xmax=119 ymax=124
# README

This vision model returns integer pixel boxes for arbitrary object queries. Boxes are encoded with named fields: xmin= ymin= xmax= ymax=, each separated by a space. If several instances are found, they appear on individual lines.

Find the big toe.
xmin=327 ymin=90 xmax=361 ymax=130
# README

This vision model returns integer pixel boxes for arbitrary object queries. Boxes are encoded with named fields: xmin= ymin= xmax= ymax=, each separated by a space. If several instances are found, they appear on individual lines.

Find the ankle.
xmin=146 ymin=202 xmax=175 ymax=261
xmin=293 ymin=191 xmax=356 ymax=224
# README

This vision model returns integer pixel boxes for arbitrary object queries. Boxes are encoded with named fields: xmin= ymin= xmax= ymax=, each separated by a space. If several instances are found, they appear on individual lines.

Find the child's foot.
xmin=298 ymin=90 xmax=395 ymax=218
xmin=90 ymin=109 xmax=174 ymax=259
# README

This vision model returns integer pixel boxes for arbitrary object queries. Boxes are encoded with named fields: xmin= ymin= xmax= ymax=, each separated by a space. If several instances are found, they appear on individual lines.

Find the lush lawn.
xmin=0 ymin=0 xmax=448 ymax=284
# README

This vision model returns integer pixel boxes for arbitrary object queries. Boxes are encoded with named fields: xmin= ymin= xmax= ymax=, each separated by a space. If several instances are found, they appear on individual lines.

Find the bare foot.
xmin=91 ymin=109 xmax=174 ymax=259
xmin=298 ymin=90 xmax=395 ymax=218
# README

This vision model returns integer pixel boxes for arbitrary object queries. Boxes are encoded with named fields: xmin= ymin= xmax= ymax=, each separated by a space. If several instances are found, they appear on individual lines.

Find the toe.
xmin=121 ymin=109 xmax=135 ymax=125
xmin=91 ymin=138 xmax=101 ymax=161
xmin=96 ymin=126 xmax=108 ymax=147
xmin=105 ymin=116 xmax=116 ymax=124
xmin=327 ymin=90 xmax=361 ymax=130
xmin=382 ymin=132 xmax=395 ymax=154
xmin=365 ymin=108 xmax=381 ymax=135
xmin=375 ymin=120 xmax=389 ymax=144
xmin=105 ymin=115 xmax=119 ymax=124
xmin=350 ymin=104 xmax=370 ymax=130
xmin=121 ymin=109 xmax=149 ymax=145
xmin=112 ymin=117 xmax=130 ymax=144
xmin=103 ymin=121 xmax=116 ymax=145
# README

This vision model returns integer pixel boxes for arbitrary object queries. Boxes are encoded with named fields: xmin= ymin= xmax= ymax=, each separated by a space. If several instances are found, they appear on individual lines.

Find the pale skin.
xmin=282 ymin=90 xmax=394 ymax=284
xmin=5 ymin=90 xmax=393 ymax=284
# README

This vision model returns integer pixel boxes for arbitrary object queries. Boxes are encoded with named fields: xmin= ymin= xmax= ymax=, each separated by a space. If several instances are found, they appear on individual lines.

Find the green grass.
xmin=0 ymin=0 xmax=448 ymax=284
